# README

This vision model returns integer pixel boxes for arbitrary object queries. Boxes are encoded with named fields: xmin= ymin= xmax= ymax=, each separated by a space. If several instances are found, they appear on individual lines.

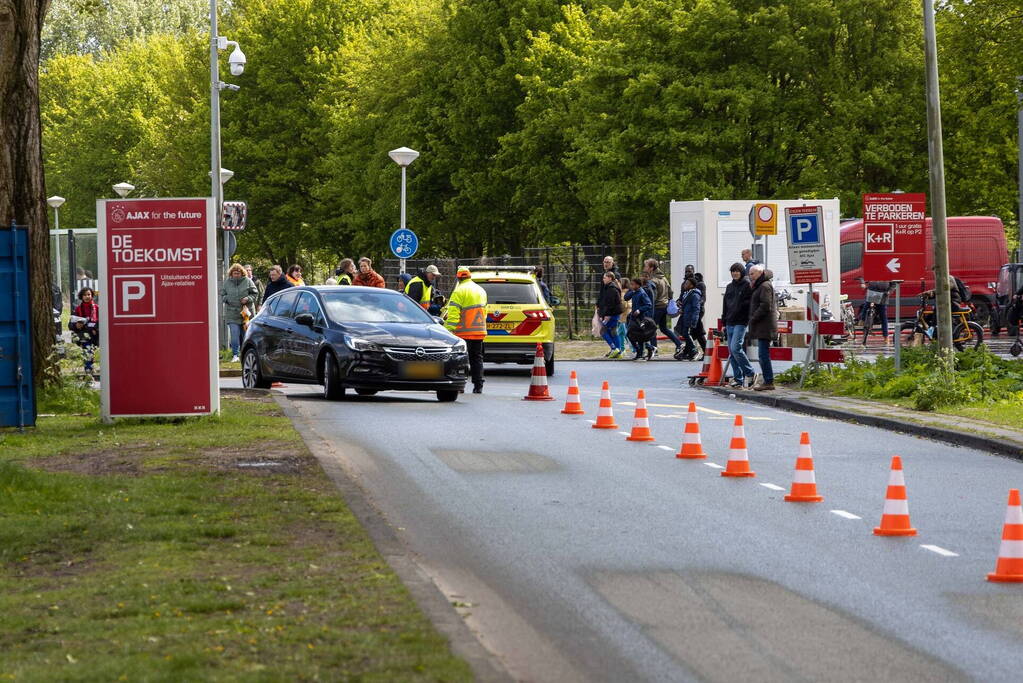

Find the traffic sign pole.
xmin=895 ymin=282 xmax=902 ymax=371
xmin=400 ymin=258 xmax=406 ymax=275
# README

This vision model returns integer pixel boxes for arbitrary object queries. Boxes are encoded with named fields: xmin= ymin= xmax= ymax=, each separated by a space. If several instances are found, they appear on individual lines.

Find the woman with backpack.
xmin=624 ymin=277 xmax=656 ymax=360
xmin=597 ymin=270 xmax=625 ymax=358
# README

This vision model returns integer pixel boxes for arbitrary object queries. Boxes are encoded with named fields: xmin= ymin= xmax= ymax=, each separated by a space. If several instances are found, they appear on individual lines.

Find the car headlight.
xmin=343 ymin=335 xmax=382 ymax=352
xmin=451 ymin=339 xmax=467 ymax=354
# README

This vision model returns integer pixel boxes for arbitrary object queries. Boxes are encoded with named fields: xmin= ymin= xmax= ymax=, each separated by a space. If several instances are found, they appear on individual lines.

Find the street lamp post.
xmin=47 ymin=196 xmax=65 ymax=296
xmin=113 ymin=182 xmax=134 ymax=198
xmin=388 ymin=147 xmax=419 ymax=274
xmin=1017 ymin=77 xmax=1022 ymax=262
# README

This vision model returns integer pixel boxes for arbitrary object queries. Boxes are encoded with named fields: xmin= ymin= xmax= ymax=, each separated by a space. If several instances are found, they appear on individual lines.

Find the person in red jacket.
xmin=353 ymin=257 xmax=386 ymax=287
xmin=69 ymin=286 xmax=100 ymax=375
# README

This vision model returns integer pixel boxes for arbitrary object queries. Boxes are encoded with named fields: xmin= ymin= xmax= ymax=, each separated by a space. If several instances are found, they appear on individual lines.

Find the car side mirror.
xmin=295 ymin=312 xmax=315 ymax=327
xmin=433 ymin=316 xmax=445 ymax=325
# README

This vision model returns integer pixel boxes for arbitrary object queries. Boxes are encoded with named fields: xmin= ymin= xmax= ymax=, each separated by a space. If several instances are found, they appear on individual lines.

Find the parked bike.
xmin=899 ymin=294 xmax=984 ymax=351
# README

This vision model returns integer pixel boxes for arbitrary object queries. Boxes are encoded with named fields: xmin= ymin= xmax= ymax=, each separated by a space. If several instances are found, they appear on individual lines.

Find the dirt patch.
xmin=23 ymin=441 xmax=311 ymax=477
xmin=12 ymin=551 xmax=98 ymax=580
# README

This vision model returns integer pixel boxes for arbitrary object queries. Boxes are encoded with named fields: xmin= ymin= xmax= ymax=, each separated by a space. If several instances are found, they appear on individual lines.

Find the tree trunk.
xmin=0 ymin=0 xmax=55 ymax=385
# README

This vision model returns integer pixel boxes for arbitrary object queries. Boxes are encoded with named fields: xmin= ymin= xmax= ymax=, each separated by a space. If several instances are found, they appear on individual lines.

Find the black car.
xmin=241 ymin=286 xmax=469 ymax=401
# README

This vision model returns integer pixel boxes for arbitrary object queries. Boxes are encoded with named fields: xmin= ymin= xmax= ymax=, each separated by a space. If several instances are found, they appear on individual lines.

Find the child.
xmin=69 ymin=287 xmax=99 ymax=375
xmin=617 ymin=277 xmax=633 ymax=354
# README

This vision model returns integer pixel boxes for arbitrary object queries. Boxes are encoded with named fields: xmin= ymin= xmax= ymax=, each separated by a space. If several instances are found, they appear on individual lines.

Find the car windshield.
xmin=322 ymin=291 xmax=434 ymax=324
xmin=477 ymin=281 xmax=539 ymax=305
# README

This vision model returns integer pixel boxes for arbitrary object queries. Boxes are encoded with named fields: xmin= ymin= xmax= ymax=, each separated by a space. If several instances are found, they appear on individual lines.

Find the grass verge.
xmin=777 ymin=346 xmax=1023 ymax=430
xmin=0 ymin=391 xmax=471 ymax=681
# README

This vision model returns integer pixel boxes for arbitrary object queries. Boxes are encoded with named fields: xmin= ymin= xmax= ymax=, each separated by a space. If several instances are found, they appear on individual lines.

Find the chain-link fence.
xmin=382 ymin=245 xmax=670 ymax=338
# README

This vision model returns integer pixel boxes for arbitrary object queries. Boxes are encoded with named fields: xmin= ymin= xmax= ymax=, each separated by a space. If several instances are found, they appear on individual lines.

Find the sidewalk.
xmin=705 ymin=384 xmax=1023 ymax=460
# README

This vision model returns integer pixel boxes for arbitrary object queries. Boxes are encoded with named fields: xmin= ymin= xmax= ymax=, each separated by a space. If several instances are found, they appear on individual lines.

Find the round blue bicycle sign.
xmin=390 ymin=228 xmax=418 ymax=259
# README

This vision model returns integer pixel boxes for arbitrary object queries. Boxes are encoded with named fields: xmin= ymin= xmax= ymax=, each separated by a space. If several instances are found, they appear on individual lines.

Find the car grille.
xmin=383 ymin=345 xmax=453 ymax=362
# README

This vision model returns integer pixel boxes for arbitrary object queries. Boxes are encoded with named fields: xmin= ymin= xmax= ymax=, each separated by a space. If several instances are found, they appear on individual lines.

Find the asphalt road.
xmin=229 ymin=361 xmax=1023 ymax=682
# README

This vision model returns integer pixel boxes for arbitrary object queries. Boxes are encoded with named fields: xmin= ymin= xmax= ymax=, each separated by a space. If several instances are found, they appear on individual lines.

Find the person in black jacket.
xmin=262 ymin=264 xmax=294 ymax=304
xmin=722 ymin=263 xmax=755 ymax=387
xmin=596 ymin=270 xmax=625 ymax=357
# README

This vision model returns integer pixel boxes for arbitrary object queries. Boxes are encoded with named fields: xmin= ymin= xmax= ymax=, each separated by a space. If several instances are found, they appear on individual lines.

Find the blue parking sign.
xmin=390 ymin=228 xmax=418 ymax=258
xmin=788 ymin=213 xmax=821 ymax=245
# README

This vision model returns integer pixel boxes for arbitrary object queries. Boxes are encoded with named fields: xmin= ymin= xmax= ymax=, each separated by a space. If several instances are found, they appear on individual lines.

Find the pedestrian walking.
xmin=536 ymin=266 xmax=553 ymax=305
xmin=405 ymin=264 xmax=440 ymax=308
xmin=677 ymin=278 xmax=703 ymax=360
xmin=722 ymin=263 xmax=755 ymax=387
xmin=601 ymin=255 xmax=621 ymax=281
xmin=748 ymin=264 xmax=777 ymax=391
xmin=354 ymin=257 xmax=386 ymax=288
xmin=222 ymin=263 xmax=258 ymax=362
xmin=445 ymin=267 xmax=488 ymax=393
xmin=643 ymin=258 xmax=683 ymax=357
xmin=244 ymin=264 xmax=264 ymax=311
xmin=618 ymin=277 xmax=633 ymax=354
xmin=285 ymin=264 xmax=305 ymax=286
xmin=596 ymin=271 xmax=624 ymax=358
xmin=69 ymin=286 xmax=99 ymax=375
xmin=335 ymin=258 xmax=356 ymax=285
xmin=741 ymin=248 xmax=760 ymax=277
xmin=263 ymin=264 xmax=293 ymax=303
xmin=624 ymin=277 xmax=656 ymax=360
xmin=859 ymin=279 xmax=895 ymax=346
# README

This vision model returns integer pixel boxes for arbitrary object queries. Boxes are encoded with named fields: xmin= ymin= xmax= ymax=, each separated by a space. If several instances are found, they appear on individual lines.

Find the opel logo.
xmin=415 ymin=347 xmax=426 ymax=358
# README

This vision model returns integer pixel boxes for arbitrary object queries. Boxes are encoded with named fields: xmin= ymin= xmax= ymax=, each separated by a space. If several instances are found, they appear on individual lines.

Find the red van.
xmin=839 ymin=216 xmax=1008 ymax=327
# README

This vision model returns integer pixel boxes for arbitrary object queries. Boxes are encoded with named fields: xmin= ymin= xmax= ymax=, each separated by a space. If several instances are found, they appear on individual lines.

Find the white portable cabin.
xmin=669 ymin=199 xmax=842 ymax=329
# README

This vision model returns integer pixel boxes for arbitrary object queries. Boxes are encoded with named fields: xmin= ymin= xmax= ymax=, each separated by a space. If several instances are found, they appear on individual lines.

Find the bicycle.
xmin=899 ymin=294 xmax=984 ymax=351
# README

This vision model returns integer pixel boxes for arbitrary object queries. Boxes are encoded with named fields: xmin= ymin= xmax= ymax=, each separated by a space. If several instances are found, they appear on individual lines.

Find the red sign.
xmin=862 ymin=193 xmax=926 ymax=281
xmin=98 ymin=198 xmax=218 ymax=419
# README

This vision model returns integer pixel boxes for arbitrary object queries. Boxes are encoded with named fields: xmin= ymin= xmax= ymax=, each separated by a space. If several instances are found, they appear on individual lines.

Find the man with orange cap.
xmin=445 ymin=267 xmax=488 ymax=393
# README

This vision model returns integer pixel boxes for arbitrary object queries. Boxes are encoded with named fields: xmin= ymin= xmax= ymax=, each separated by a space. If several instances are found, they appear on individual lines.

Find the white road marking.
xmin=704 ymin=463 xmax=725 ymax=469
xmin=921 ymin=544 xmax=959 ymax=557
xmin=619 ymin=432 xmax=632 ymax=437
xmin=759 ymin=483 xmax=785 ymax=491
xmin=657 ymin=445 xmax=674 ymax=451
xmin=831 ymin=510 xmax=862 ymax=520
xmin=585 ymin=420 xmax=596 ymax=424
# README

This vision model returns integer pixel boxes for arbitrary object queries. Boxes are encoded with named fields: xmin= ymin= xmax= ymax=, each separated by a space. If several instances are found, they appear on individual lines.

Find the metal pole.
xmin=399 ymin=165 xmax=407 ymax=276
xmin=67 ymin=230 xmax=76 ymax=300
xmin=211 ymin=0 xmax=228 ymax=349
xmin=922 ymin=0 xmax=954 ymax=362
xmin=1016 ymin=79 xmax=1022 ymax=261
xmin=10 ymin=221 xmax=25 ymax=431
xmin=52 ymin=207 xmax=61 ymax=296
xmin=894 ymin=282 xmax=902 ymax=371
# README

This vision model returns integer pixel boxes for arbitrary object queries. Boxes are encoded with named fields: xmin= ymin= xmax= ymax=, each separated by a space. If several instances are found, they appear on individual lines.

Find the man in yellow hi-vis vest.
xmin=405 ymin=264 xmax=439 ymax=308
xmin=445 ymin=267 xmax=488 ymax=393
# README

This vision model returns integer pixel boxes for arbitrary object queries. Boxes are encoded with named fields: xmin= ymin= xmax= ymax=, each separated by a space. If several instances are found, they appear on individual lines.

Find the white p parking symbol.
xmin=795 ymin=218 xmax=815 ymax=241
xmin=112 ymin=274 xmax=156 ymax=318
xmin=121 ymin=280 xmax=146 ymax=312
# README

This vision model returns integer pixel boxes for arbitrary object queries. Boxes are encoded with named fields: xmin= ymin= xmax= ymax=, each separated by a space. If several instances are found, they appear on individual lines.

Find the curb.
xmin=704 ymin=386 xmax=1023 ymax=460
xmin=271 ymin=394 xmax=511 ymax=683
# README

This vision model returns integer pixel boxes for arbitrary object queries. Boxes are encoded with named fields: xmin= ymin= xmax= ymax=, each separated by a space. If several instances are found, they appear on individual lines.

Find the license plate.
xmin=400 ymin=361 xmax=443 ymax=379
xmin=487 ymin=322 xmax=518 ymax=331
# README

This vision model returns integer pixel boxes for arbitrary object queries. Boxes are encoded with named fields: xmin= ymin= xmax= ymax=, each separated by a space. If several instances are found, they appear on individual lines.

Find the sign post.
xmin=784 ymin=205 xmax=828 ymax=386
xmin=390 ymin=227 xmax=419 ymax=275
xmin=863 ymin=192 xmax=926 ymax=372
xmin=98 ymin=198 xmax=219 ymax=421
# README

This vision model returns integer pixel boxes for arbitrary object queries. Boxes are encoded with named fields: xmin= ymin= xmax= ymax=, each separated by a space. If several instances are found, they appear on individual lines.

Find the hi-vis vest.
xmin=445 ymin=279 xmax=488 ymax=340
xmin=337 ymin=273 xmax=352 ymax=286
xmin=404 ymin=275 xmax=433 ymax=308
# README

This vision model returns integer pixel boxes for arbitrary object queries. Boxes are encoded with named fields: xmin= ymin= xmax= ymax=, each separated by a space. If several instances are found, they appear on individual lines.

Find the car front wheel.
xmin=242 ymin=348 xmax=271 ymax=389
xmin=322 ymin=353 xmax=345 ymax=401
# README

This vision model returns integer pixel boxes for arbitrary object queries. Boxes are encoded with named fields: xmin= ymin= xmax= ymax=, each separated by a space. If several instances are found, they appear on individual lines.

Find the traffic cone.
xmin=873 ymin=456 xmax=917 ymax=536
xmin=721 ymin=415 xmax=755 ymax=477
xmin=987 ymin=489 xmax=1023 ymax=582
xmin=271 ymin=382 xmax=286 ymax=388
xmin=784 ymin=432 xmax=823 ymax=502
xmin=626 ymin=390 xmax=655 ymax=441
xmin=675 ymin=402 xmax=707 ymax=459
xmin=561 ymin=370 xmax=585 ymax=414
xmin=592 ymin=381 xmax=618 ymax=429
xmin=705 ymin=337 xmax=725 ymax=386
xmin=523 ymin=343 xmax=554 ymax=401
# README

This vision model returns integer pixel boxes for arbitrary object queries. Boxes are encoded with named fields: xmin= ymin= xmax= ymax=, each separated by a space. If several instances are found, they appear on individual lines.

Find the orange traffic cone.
xmin=592 ymin=381 xmax=618 ymax=429
xmin=721 ymin=415 xmax=755 ymax=477
xmin=705 ymin=338 xmax=725 ymax=386
xmin=271 ymin=382 xmax=286 ymax=388
xmin=561 ymin=370 xmax=585 ymax=415
xmin=987 ymin=489 xmax=1023 ymax=582
xmin=523 ymin=343 xmax=554 ymax=401
xmin=626 ymin=390 xmax=655 ymax=441
xmin=873 ymin=456 xmax=917 ymax=536
xmin=784 ymin=432 xmax=823 ymax=502
xmin=676 ymin=402 xmax=707 ymax=459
